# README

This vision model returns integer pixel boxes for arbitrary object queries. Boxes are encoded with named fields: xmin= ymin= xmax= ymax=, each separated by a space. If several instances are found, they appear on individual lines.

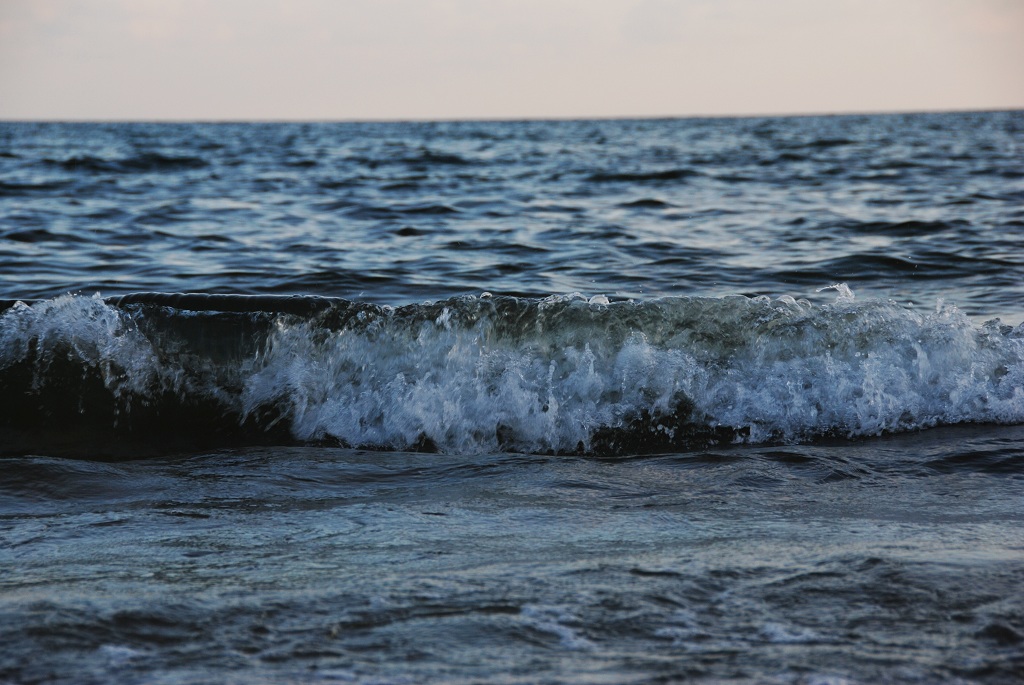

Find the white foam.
xmin=3 ymin=290 xmax=1022 ymax=454
xmin=241 ymin=308 xmax=705 ymax=452
xmin=242 ymin=289 xmax=1024 ymax=452
xmin=0 ymin=294 xmax=174 ymax=398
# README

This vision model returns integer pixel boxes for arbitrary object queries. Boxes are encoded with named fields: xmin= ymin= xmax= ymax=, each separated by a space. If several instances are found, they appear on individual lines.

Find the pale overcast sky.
xmin=1 ymin=0 xmax=1022 ymax=120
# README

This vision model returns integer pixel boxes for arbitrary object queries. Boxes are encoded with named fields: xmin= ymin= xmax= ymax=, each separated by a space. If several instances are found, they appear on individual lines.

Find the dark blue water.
xmin=1 ymin=113 xmax=1023 ymax=683
xmin=2 ymin=114 xmax=1022 ymax=315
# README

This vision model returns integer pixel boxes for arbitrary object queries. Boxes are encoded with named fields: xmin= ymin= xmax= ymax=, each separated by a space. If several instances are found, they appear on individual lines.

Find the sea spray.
xmin=1 ymin=290 xmax=1022 ymax=457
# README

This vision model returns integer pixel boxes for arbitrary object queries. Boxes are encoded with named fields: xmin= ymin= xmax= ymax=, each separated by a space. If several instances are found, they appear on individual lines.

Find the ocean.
xmin=1 ymin=112 xmax=1022 ymax=683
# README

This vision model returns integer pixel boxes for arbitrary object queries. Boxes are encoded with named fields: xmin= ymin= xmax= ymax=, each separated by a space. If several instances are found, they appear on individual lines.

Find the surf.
xmin=1 ymin=287 xmax=1021 ymax=459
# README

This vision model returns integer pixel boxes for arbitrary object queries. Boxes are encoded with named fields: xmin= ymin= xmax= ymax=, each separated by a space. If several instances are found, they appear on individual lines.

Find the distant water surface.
xmin=1 ymin=113 xmax=1022 ymax=318
xmin=0 ymin=113 xmax=1022 ymax=684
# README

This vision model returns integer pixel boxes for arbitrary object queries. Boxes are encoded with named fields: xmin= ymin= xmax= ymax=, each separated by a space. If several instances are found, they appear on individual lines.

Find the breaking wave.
xmin=1 ymin=287 xmax=1022 ymax=458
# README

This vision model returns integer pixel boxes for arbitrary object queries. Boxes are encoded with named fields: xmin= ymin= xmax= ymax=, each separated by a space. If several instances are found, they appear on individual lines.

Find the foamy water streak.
xmin=1 ymin=288 xmax=1022 ymax=456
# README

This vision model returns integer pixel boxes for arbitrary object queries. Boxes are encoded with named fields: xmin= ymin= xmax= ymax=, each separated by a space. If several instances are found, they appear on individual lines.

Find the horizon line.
xmin=1 ymin=106 xmax=1021 ymax=126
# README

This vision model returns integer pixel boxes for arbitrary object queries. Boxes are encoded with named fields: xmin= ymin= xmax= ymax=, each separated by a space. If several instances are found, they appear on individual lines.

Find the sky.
xmin=1 ymin=0 xmax=1022 ymax=121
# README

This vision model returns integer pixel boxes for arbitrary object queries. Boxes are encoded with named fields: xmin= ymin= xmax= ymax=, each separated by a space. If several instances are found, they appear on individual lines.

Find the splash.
xmin=1 ymin=290 xmax=1022 ymax=457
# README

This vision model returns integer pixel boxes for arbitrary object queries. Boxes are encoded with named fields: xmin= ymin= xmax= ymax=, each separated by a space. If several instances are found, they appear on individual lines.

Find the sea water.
xmin=1 ymin=113 xmax=1022 ymax=683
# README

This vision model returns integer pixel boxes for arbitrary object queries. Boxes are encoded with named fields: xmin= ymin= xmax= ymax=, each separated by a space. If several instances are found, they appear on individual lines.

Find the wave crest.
xmin=1 ymin=290 xmax=1022 ymax=457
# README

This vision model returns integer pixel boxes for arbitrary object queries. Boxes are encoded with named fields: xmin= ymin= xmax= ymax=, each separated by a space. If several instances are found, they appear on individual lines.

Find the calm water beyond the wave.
xmin=1 ymin=113 xmax=1023 ymax=684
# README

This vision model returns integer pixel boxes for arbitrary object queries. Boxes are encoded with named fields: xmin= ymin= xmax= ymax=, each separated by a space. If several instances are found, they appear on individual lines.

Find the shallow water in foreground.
xmin=3 ymin=426 xmax=1024 ymax=684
